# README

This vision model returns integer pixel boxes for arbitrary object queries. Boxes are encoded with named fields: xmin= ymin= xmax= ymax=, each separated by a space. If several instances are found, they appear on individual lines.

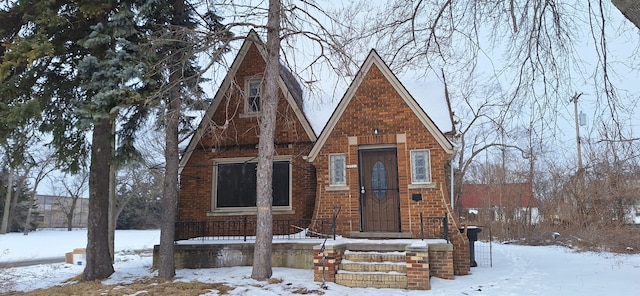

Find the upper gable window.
xmin=245 ymin=78 xmax=262 ymax=115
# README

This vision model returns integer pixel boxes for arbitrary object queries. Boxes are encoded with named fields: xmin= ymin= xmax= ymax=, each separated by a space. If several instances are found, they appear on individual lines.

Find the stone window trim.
xmin=325 ymin=185 xmax=350 ymax=191
xmin=207 ymin=209 xmax=295 ymax=216
xmin=408 ymin=183 xmax=437 ymax=189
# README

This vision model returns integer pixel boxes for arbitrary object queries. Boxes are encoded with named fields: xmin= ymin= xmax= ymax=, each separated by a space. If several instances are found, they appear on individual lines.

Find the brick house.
xmin=176 ymin=30 xmax=317 ymax=237
xmin=460 ymin=183 xmax=539 ymax=224
xmin=307 ymin=49 xmax=469 ymax=275
xmin=175 ymin=32 xmax=470 ymax=277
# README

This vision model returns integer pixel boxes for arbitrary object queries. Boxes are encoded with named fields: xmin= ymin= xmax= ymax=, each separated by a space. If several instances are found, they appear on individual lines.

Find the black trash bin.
xmin=460 ymin=226 xmax=482 ymax=267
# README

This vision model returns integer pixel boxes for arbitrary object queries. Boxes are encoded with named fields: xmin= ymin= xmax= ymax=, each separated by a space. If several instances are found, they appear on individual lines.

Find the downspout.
xmin=451 ymin=160 xmax=454 ymax=210
xmin=442 ymin=68 xmax=456 ymax=212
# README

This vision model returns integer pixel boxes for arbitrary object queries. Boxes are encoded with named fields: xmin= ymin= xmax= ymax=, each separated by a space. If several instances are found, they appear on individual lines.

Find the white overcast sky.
xmin=36 ymin=1 xmax=640 ymax=196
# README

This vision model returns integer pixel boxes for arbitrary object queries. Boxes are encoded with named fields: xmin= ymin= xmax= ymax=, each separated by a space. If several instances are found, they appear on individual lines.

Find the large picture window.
xmin=410 ymin=149 xmax=431 ymax=184
xmin=329 ymin=154 xmax=346 ymax=185
xmin=214 ymin=159 xmax=290 ymax=210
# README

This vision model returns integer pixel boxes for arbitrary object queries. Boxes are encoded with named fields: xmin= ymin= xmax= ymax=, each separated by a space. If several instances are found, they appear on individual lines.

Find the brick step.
xmin=335 ymin=250 xmax=408 ymax=289
xmin=342 ymin=250 xmax=405 ymax=263
xmin=339 ymin=261 xmax=406 ymax=273
xmin=335 ymin=272 xmax=407 ymax=289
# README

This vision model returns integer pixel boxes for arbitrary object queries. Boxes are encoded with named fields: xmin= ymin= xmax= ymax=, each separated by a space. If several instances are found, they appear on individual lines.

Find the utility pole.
xmin=571 ymin=93 xmax=584 ymax=173
xmin=571 ymin=92 xmax=588 ymax=223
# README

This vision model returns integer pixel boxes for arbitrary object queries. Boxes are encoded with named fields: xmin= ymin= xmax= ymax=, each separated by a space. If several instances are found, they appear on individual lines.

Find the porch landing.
xmin=153 ymin=238 xmax=454 ymax=291
xmin=349 ymin=231 xmax=413 ymax=239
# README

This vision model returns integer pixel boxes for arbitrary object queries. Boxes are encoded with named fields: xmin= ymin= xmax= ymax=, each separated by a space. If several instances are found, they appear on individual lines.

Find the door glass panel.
xmin=371 ymin=161 xmax=387 ymax=200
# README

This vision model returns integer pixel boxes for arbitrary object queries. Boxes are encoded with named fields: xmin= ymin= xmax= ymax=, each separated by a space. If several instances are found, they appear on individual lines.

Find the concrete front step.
xmin=335 ymin=272 xmax=408 ymax=289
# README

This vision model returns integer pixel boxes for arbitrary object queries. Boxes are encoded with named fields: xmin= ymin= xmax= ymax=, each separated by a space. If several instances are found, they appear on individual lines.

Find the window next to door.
xmin=209 ymin=157 xmax=293 ymax=215
xmin=327 ymin=154 xmax=349 ymax=190
xmin=410 ymin=149 xmax=434 ymax=188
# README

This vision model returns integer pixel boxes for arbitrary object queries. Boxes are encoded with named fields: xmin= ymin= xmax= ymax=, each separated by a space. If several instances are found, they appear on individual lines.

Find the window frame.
xmin=244 ymin=77 xmax=262 ymax=115
xmin=410 ymin=149 xmax=432 ymax=184
xmin=329 ymin=154 xmax=347 ymax=186
xmin=210 ymin=156 xmax=293 ymax=215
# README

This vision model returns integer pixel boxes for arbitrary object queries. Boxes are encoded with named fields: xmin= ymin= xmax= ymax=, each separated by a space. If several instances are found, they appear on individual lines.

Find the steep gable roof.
xmin=307 ymin=49 xmax=454 ymax=162
xmin=179 ymin=30 xmax=316 ymax=174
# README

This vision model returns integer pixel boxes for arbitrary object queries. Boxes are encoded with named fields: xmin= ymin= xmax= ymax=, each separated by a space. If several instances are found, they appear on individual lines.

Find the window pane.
xmin=330 ymin=154 xmax=346 ymax=185
xmin=249 ymin=82 xmax=260 ymax=96
xmin=272 ymin=161 xmax=290 ymax=206
xmin=248 ymin=81 xmax=261 ymax=112
xmin=216 ymin=161 xmax=290 ymax=208
xmin=217 ymin=163 xmax=257 ymax=207
xmin=371 ymin=161 xmax=387 ymax=199
xmin=411 ymin=150 xmax=430 ymax=183
xmin=249 ymin=97 xmax=260 ymax=112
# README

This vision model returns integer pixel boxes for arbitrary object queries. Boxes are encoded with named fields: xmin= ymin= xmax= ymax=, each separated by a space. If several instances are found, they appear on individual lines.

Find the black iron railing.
xmin=175 ymin=217 xmax=334 ymax=242
xmin=319 ymin=206 xmax=342 ymax=289
xmin=419 ymin=213 xmax=449 ymax=242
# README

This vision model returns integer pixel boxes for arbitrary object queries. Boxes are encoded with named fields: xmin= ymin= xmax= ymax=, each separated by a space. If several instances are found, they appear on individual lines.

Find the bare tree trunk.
xmin=251 ymin=0 xmax=281 ymax=281
xmin=67 ymin=212 xmax=74 ymax=230
xmin=58 ymin=171 xmax=87 ymax=231
xmin=83 ymin=117 xmax=115 ymax=280
xmin=157 ymin=0 xmax=185 ymax=278
xmin=0 ymin=167 xmax=14 ymax=234
xmin=158 ymin=74 xmax=180 ymax=278
xmin=24 ymin=175 xmax=47 ymax=235
xmin=66 ymin=197 xmax=79 ymax=231
xmin=23 ymin=191 xmax=36 ymax=235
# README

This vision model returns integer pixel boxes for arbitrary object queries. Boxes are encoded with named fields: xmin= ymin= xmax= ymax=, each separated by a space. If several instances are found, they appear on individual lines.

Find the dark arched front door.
xmin=358 ymin=148 xmax=400 ymax=232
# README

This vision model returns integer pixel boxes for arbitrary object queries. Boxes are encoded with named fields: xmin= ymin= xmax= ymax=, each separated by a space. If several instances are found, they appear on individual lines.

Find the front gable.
xmin=308 ymin=49 xmax=454 ymax=162
xmin=180 ymin=31 xmax=316 ymax=172
xmin=177 ymin=31 xmax=317 ymax=221
xmin=307 ymin=49 xmax=458 ymax=238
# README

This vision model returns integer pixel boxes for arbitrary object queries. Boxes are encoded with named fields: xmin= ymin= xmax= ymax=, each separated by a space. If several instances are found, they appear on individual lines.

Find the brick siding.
xmin=312 ymin=64 xmax=452 ymax=234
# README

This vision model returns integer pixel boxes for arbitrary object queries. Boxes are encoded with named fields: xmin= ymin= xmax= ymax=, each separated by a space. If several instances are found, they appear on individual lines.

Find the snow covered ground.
xmin=1 ymin=229 xmax=639 ymax=295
